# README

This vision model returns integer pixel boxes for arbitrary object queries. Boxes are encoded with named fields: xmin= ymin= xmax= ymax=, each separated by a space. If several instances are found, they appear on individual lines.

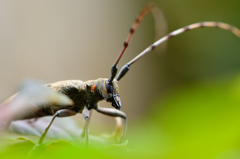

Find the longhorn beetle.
xmin=2 ymin=3 xmax=240 ymax=147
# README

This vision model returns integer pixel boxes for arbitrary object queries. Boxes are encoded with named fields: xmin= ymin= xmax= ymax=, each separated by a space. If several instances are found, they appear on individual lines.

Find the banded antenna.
xmin=108 ymin=3 xmax=167 ymax=84
xmin=116 ymin=22 xmax=240 ymax=81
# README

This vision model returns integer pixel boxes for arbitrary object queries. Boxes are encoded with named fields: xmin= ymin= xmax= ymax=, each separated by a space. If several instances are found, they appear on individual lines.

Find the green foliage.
xmin=2 ymin=76 xmax=240 ymax=159
xmin=0 ymin=131 xmax=128 ymax=159
xmin=128 ymin=74 xmax=240 ymax=159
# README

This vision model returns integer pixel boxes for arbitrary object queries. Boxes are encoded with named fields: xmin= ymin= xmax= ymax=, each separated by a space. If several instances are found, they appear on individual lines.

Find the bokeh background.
xmin=1 ymin=0 xmax=240 ymax=158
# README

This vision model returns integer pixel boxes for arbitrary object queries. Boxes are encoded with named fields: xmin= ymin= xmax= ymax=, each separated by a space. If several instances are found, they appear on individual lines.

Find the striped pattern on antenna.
xmin=109 ymin=3 xmax=166 ymax=84
xmin=107 ymin=4 xmax=240 ymax=82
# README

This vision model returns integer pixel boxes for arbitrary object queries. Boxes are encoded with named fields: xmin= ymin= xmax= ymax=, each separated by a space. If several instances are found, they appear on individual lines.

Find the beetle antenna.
xmin=116 ymin=22 xmax=240 ymax=81
xmin=109 ymin=3 xmax=166 ymax=84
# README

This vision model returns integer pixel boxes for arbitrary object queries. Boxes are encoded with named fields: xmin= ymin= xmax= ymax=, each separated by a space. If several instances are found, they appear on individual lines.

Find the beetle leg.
xmin=81 ymin=109 xmax=92 ymax=137
xmin=38 ymin=109 xmax=77 ymax=144
xmin=95 ymin=107 xmax=127 ymax=143
xmin=82 ymin=107 xmax=90 ymax=148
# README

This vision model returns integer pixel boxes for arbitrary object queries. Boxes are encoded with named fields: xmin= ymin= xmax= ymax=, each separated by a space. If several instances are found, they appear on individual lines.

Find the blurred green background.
xmin=1 ymin=0 xmax=240 ymax=158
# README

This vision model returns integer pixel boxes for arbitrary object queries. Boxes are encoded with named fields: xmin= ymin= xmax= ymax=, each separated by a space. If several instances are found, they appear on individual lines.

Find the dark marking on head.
xmin=215 ymin=22 xmax=220 ymax=28
xmin=200 ymin=22 xmax=205 ymax=27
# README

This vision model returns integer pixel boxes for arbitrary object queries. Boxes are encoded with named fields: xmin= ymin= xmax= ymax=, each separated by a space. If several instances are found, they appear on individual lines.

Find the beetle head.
xmin=100 ymin=79 xmax=121 ymax=110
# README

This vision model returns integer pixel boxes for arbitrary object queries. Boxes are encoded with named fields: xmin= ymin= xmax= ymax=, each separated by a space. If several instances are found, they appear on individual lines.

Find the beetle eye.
xmin=105 ymin=82 xmax=113 ymax=93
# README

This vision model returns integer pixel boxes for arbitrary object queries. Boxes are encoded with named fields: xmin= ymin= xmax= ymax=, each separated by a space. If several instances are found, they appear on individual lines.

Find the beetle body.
xmin=4 ymin=78 xmax=121 ymax=121
xmin=45 ymin=78 xmax=120 ymax=113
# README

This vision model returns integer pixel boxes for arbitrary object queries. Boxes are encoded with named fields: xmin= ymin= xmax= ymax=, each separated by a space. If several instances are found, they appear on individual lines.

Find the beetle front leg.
xmin=95 ymin=107 xmax=127 ymax=143
xmin=38 ymin=109 xmax=77 ymax=145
